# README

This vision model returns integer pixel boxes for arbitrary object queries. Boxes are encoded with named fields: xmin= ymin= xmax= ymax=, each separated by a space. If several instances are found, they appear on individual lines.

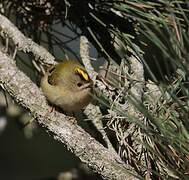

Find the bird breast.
xmin=56 ymin=87 xmax=92 ymax=112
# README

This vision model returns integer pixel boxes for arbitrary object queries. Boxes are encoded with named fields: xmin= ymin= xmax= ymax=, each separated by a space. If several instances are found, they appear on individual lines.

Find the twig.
xmin=129 ymin=55 xmax=144 ymax=103
xmin=80 ymin=35 xmax=97 ymax=80
xmin=0 ymin=14 xmax=55 ymax=65
xmin=84 ymin=104 xmax=118 ymax=156
xmin=80 ymin=36 xmax=118 ymax=155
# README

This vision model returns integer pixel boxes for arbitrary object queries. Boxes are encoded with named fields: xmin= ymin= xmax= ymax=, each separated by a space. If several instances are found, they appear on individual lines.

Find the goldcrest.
xmin=41 ymin=60 xmax=92 ymax=112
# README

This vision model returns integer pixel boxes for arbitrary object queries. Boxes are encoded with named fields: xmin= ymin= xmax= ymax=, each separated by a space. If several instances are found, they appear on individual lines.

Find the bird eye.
xmin=77 ymin=82 xmax=83 ymax=87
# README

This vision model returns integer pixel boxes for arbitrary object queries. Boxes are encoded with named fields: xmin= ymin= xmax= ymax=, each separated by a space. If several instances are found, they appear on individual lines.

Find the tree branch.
xmin=80 ymin=36 xmax=118 ymax=155
xmin=0 ymin=13 xmax=55 ymax=65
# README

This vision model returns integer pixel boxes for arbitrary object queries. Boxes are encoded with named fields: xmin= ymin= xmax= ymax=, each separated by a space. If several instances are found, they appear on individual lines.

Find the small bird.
xmin=41 ymin=60 xmax=92 ymax=112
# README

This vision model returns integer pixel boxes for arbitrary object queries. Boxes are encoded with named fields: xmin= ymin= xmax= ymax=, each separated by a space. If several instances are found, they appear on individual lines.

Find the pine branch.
xmin=0 ymin=14 xmax=139 ymax=180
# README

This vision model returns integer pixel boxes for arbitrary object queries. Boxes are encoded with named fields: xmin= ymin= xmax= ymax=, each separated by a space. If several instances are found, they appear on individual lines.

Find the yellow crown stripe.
xmin=75 ymin=68 xmax=89 ymax=81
